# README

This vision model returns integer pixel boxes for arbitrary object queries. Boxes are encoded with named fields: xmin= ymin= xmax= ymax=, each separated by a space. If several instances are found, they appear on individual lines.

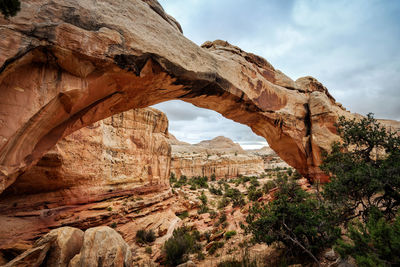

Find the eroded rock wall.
xmin=0 ymin=108 xmax=174 ymax=250
xmin=169 ymin=136 xmax=265 ymax=179
xmin=0 ymin=0 xmax=399 ymax=194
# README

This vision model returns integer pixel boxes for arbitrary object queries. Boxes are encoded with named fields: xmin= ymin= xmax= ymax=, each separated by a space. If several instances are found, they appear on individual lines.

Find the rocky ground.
xmin=128 ymin=167 xmax=316 ymax=266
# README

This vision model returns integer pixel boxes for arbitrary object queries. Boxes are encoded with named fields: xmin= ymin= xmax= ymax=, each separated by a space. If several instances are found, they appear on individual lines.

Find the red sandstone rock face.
xmin=0 ymin=108 xmax=174 ymax=252
xmin=0 ymin=0 xmax=399 ymax=194
xmin=2 ymin=107 xmax=170 ymax=206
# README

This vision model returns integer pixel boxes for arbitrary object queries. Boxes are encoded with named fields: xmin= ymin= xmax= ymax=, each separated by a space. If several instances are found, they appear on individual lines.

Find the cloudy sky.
xmin=153 ymin=0 xmax=400 ymax=149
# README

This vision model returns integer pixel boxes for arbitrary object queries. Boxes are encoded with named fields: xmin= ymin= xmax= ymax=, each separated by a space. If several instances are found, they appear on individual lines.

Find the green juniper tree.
xmin=0 ymin=0 xmax=20 ymax=18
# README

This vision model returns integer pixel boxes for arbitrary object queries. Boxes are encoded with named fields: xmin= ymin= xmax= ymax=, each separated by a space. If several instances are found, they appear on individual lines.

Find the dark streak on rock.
xmin=0 ymin=44 xmax=37 ymax=74
xmin=61 ymin=6 xmax=105 ymax=31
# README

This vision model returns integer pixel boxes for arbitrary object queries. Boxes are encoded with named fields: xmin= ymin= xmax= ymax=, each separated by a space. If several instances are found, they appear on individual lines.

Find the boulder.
xmin=69 ymin=226 xmax=132 ymax=267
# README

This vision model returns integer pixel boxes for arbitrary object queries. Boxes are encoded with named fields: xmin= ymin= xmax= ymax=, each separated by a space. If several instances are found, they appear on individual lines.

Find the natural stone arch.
xmin=0 ymin=0 xmax=350 ymax=193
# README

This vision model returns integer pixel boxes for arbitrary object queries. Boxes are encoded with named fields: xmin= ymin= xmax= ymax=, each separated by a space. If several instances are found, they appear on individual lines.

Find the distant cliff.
xmin=169 ymin=135 xmax=264 ymax=179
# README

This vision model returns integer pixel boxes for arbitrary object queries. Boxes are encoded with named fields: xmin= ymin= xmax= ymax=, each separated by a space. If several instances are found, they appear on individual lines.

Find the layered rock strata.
xmin=2 ymin=0 xmax=394 ymax=194
xmin=170 ymin=135 xmax=265 ymax=179
xmin=0 ymin=108 xmax=174 ymax=254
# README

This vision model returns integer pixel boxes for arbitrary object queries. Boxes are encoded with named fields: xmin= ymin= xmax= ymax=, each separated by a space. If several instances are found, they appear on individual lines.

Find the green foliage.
xmin=263 ymin=180 xmax=276 ymax=193
xmin=218 ymin=197 xmax=230 ymax=209
xmin=110 ymin=222 xmax=117 ymax=228
xmin=209 ymin=185 xmax=223 ymax=195
xmin=136 ymin=229 xmax=156 ymax=244
xmin=246 ymin=176 xmax=340 ymax=262
xmin=292 ymin=170 xmax=302 ymax=180
xmin=335 ymin=208 xmax=400 ymax=267
xmin=249 ymin=177 xmax=260 ymax=187
xmin=163 ymin=226 xmax=202 ymax=266
xmin=248 ymin=186 xmax=263 ymax=202
xmin=208 ymin=241 xmax=224 ymax=255
xmin=145 ymin=246 xmax=152 ymax=254
xmin=169 ymin=172 xmax=177 ymax=184
xmin=173 ymin=175 xmax=188 ymax=188
xmin=224 ymin=230 xmax=237 ymax=240
xmin=197 ymin=191 xmax=209 ymax=214
xmin=189 ymin=176 xmax=209 ymax=189
xmin=224 ymin=188 xmax=245 ymax=207
xmin=322 ymin=114 xmax=400 ymax=221
xmin=176 ymin=211 xmax=189 ymax=220
xmin=211 ymin=173 xmax=216 ymax=181
xmin=0 ymin=0 xmax=20 ymax=18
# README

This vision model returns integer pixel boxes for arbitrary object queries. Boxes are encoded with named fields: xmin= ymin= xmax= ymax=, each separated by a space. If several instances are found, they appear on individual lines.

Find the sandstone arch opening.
xmin=0 ymin=0 xmax=349 ymax=195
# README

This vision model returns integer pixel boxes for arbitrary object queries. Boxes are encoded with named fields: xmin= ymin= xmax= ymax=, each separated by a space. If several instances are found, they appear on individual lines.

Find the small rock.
xmin=324 ymin=249 xmax=338 ymax=261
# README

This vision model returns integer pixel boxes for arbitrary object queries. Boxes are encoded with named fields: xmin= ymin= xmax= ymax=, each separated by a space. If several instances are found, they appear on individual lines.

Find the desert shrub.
xmin=218 ymin=197 xmax=230 ymax=209
xmin=197 ymin=191 xmax=209 ymax=214
xmin=209 ymin=185 xmax=223 ymax=195
xmin=169 ymin=172 xmax=177 ymax=184
xmin=176 ymin=211 xmax=189 ymax=220
xmin=292 ymin=170 xmax=302 ymax=180
xmin=145 ymin=246 xmax=152 ymax=254
xmin=188 ymin=176 xmax=209 ymax=189
xmin=263 ymin=180 xmax=276 ymax=193
xmin=322 ymin=114 xmax=400 ymax=222
xmin=173 ymin=175 xmax=188 ymax=188
xmin=210 ymin=210 xmax=218 ymax=219
xmin=335 ymin=207 xmax=400 ymax=267
xmin=164 ymin=226 xmax=202 ymax=266
xmin=224 ymin=188 xmax=245 ymax=207
xmin=136 ymin=229 xmax=156 ymax=244
xmin=211 ymin=173 xmax=216 ymax=181
xmin=197 ymin=192 xmax=209 ymax=214
xmin=0 ymin=0 xmax=20 ymax=18
xmin=208 ymin=241 xmax=224 ymax=255
xmin=248 ymin=187 xmax=263 ymax=202
xmin=224 ymin=230 xmax=237 ymax=240
xmin=249 ymin=177 xmax=260 ymax=187
xmin=110 ymin=222 xmax=117 ymax=228
xmin=246 ymin=176 xmax=340 ymax=264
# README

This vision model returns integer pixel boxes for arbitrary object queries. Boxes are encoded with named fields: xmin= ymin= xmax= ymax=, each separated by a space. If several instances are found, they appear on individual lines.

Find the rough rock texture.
xmin=248 ymin=146 xmax=291 ymax=170
xmin=2 ymin=107 xmax=170 ymax=205
xmin=2 ymin=226 xmax=130 ymax=267
xmin=3 ymin=227 xmax=83 ymax=267
xmin=37 ymin=227 xmax=84 ymax=267
xmin=170 ymin=135 xmax=264 ymax=179
xmin=69 ymin=226 xmax=132 ymax=267
xmin=0 ymin=0 xmax=399 ymax=195
xmin=0 ymin=108 xmax=172 ymax=254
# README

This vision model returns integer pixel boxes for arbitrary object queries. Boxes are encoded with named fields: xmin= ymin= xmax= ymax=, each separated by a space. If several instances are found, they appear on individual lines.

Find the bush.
xmin=224 ymin=188 xmax=245 ymax=207
xmin=335 ymin=208 xmax=400 ymax=266
xmin=208 ymin=241 xmax=224 ymax=255
xmin=169 ymin=172 xmax=177 ymax=184
xmin=218 ymin=197 xmax=230 ymax=209
xmin=176 ymin=211 xmax=189 ymax=220
xmin=211 ymin=173 xmax=216 ymax=181
xmin=263 ymin=180 xmax=276 ymax=193
xmin=164 ymin=226 xmax=201 ymax=266
xmin=110 ymin=222 xmax=117 ymax=228
xmin=248 ymin=187 xmax=263 ymax=202
xmin=225 ymin=230 xmax=237 ymax=240
xmin=0 ymin=0 xmax=20 ymax=19
xmin=246 ymin=176 xmax=340 ymax=264
xmin=145 ymin=246 xmax=152 ymax=254
xmin=136 ymin=229 xmax=156 ymax=244
xmin=322 ymin=114 xmax=400 ymax=222
xmin=209 ymin=185 xmax=223 ymax=195
xmin=188 ymin=176 xmax=209 ymax=189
